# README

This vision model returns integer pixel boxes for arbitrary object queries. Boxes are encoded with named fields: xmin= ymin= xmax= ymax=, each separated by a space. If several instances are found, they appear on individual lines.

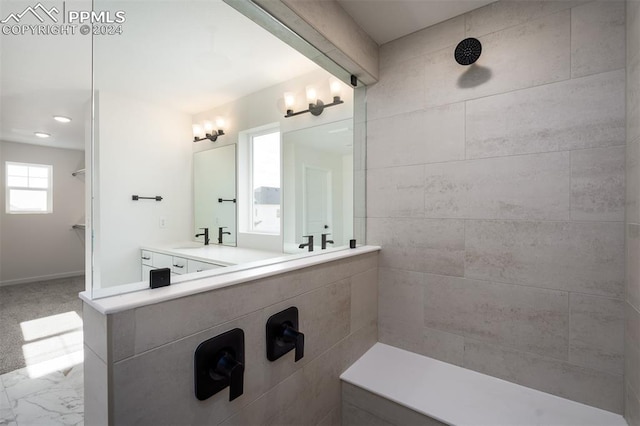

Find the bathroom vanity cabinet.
xmin=139 ymin=244 xmax=283 ymax=282
xmin=140 ymin=249 xmax=224 ymax=280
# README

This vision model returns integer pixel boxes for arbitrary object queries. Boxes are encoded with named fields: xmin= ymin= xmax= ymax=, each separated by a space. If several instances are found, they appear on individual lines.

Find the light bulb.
xmin=329 ymin=78 xmax=342 ymax=98
xmin=284 ymin=92 xmax=295 ymax=108
xmin=215 ymin=118 xmax=225 ymax=129
xmin=192 ymin=124 xmax=204 ymax=138
xmin=203 ymin=121 xmax=214 ymax=133
xmin=306 ymin=86 xmax=318 ymax=104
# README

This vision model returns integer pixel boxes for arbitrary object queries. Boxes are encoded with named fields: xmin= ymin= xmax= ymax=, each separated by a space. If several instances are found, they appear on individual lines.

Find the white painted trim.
xmin=0 ymin=270 xmax=85 ymax=287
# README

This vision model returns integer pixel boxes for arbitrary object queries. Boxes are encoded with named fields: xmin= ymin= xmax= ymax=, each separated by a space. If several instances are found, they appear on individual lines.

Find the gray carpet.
xmin=0 ymin=276 xmax=84 ymax=375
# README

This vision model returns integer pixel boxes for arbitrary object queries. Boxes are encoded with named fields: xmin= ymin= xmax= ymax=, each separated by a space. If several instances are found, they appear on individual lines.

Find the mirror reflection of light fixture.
xmin=193 ymin=119 xmax=225 ymax=142
xmin=284 ymin=80 xmax=344 ymax=118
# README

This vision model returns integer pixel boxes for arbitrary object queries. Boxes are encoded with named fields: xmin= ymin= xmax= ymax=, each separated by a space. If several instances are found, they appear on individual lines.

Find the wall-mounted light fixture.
xmin=284 ymin=78 xmax=344 ymax=118
xmin=193 ymin=118 xmax=225 ymax=142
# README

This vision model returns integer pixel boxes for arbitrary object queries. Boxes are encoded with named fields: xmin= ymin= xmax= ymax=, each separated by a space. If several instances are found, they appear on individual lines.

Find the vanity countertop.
xmin=81 ymin=245 xmax=381 ymax=314
xmin=141 ymin=242 xmax=283 ymax=266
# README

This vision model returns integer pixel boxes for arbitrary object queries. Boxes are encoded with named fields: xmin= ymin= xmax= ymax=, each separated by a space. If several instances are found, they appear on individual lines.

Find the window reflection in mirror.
xmin=90 ymin=0 xmax=362 ymax=297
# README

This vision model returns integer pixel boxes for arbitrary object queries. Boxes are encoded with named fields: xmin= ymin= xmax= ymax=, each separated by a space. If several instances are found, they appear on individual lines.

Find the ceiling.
xmin=337 ymin=0 xmax=494 ymax=45
xmin=0 ymin=0 xmax=320 ymax=150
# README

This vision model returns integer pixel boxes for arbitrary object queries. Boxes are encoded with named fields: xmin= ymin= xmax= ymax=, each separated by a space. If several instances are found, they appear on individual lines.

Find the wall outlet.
xmin=159 ymin=217 xmax=167 ymax=228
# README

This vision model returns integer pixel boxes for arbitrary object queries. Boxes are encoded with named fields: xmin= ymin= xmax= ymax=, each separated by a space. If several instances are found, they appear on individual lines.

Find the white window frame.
xmin=5 ymin=161 xmax=53 ymax=214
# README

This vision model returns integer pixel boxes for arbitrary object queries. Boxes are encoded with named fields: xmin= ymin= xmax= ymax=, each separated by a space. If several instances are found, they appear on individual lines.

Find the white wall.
xmin=94 ymin=92 xmax=193 ymax=288
xmin=193 ymin=69 xmax=354 ymax=252
xmin=0 ymin=141 xmax=85 ymax=285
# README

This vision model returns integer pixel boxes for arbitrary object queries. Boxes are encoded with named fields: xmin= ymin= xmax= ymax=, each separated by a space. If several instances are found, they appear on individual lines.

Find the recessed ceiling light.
xmin=34 ymin=132 xmax=51 ymax=138
xmin=53 ymin=116 xmax=72 ymax=123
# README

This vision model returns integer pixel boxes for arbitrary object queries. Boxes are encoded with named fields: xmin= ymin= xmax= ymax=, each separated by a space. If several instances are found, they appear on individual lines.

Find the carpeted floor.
xmin=0 ymin=276 xmax=84 ymax=375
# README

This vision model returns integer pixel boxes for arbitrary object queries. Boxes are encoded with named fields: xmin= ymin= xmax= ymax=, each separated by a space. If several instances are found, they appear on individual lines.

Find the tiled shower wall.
xmin=626 ymin=0 xmax=640 ymax=424
xmin=367 ymin=0 xmax=626 ymax=413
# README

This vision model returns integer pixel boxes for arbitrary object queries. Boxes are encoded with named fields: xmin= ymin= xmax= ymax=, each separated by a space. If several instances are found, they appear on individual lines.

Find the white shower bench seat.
xmin=340 ymin=343 xmax=627 ymax=426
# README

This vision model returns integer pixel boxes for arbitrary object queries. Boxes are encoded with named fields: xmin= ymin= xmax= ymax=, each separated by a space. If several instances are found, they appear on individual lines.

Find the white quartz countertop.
xmin=80 ymin=245 xmax=380 ymax=314
xmin=141 ymin=242 xmax=282 ymax=266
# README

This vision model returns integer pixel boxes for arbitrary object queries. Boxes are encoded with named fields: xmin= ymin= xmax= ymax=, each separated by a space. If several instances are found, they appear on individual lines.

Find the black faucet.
xmin=195 ymin=227 xmax=209 ymax=245
xmin=218 ymin=226 xmax=231 ymax=244
xmin=298 ymin=235 xmax=314 ymax=252
xmin=321 ymin=233 xmax=334 ymax=250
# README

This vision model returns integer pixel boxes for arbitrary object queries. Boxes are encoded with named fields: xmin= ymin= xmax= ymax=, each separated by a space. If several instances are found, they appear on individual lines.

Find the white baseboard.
xmin=0 ymin=270 xmax=85 ymax=287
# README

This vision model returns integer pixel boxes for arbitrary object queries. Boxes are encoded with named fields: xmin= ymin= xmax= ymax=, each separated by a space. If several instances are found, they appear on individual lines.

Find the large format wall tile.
xmin=380 ymin=15 xmax=464 ymax=69
xmin=626 ymin=383 xmax=640 ymax=426
xmin=367 ymin=103 xmax=465 ymax=170
xmin=424 ymin=152 xmax=570 ymax=220
xmin=367 ymin=166 xmax=425 ymax=218
xmin=465 ymin=70 xmax=626 ymax=159
xmin=350 ymin=268 xmax=378 ymax=333
xmin=626 ymin=302 xmax=640 ymax=396
xmin=378 ymin=268 xmax=424 ymax=327
xmin=422 ymin=326 xmax=465 ymax=367
xmin=569 ymin=294 xmax=624 ymax=374
xmin=465 ymin=0 xmax=582 ymax=37
xmin=368 ymin=218 xmax=465 ymax=276
xmin=570 ymin=146 xmax=625 ymax=221
xmin=630 ymin=56 xmax=640 ymax=145
xmin=465 ymin=220 xmax=624 ymax=298
xmin=262 ymin=280 xmax=351 ymax=388
xmin=424 ymin=11 xmax=570 ymax=109
xmin=629 ymin=224 xmax=640 ymax=311
xmin=342 ymin=382 xmax=446 ymax=426
xmin=464 ymin=339 xmax=624 ymax=413
xmin=367 ymin=56 xmax=426 ymax=121
xmin=628 ymin=138 xmax=640 ymax=224
xmin=571 ymin=1 xmax=626 ymax=78
xmin=112 ymin=312 xmax=266 ymax=426
xmin=423 ymin=274 xmax=569 ymax=359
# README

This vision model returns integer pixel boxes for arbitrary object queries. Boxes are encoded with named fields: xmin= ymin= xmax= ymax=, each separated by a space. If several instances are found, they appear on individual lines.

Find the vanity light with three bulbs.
xmin=193 ymin=118 xmax=226 ymax=142
xmin=284 ymin=78 xmax=344 ymax=118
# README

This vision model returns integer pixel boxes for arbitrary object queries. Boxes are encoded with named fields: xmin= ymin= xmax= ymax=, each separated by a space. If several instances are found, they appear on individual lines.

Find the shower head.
xmin=454 ymin=38 xmax=482 ymax=65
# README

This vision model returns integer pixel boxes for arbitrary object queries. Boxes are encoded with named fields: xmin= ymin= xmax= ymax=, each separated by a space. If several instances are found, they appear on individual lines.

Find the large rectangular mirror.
xmin=88 ymin=0 xmax=365 ymax=297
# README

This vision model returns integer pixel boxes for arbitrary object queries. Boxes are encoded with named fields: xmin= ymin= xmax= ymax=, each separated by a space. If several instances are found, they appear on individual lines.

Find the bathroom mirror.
xmin=283 ymin=119 xmax=353 ymax=253
xmin=88 ymin=0 xmax=365 ymax=297
xmin=194 ymin=145 xmax=237 ymax=246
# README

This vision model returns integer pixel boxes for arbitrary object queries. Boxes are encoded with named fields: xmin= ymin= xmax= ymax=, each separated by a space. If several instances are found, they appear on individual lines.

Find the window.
xmin=249 ymin=130 xmax=280 ymax=234
xmin=5 ymin=162 xmax=53 ymax=214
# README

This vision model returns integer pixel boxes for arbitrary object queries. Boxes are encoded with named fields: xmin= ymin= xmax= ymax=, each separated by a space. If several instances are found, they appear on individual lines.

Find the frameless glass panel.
xmin=90 ymin=0 xmax=364 ymax=298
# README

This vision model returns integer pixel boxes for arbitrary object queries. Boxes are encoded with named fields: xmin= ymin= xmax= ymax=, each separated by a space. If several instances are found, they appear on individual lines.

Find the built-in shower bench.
xmin=340 ymin=343 xmax=627 ymax=426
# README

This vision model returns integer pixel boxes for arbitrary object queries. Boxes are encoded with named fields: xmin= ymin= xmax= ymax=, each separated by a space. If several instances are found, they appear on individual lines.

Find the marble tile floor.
xmin=0 ymin=364 xmax=84 ymax=426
